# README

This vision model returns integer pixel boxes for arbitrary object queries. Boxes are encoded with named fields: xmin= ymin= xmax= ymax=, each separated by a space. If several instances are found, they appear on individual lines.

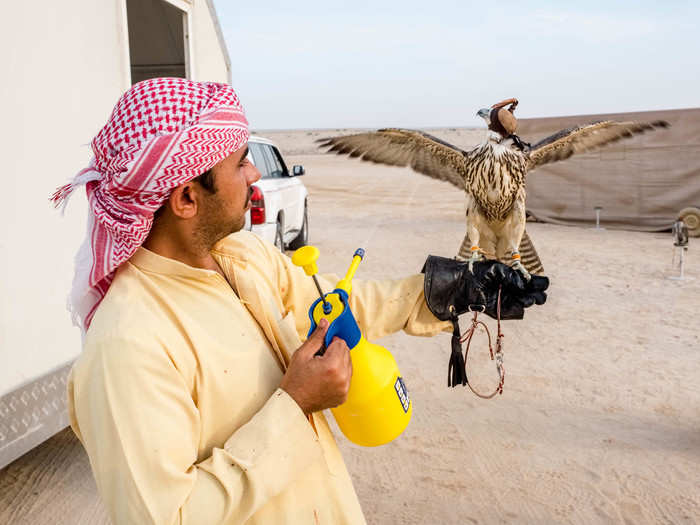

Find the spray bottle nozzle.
xmin=335 ymin=248 xmax=365 ymax=294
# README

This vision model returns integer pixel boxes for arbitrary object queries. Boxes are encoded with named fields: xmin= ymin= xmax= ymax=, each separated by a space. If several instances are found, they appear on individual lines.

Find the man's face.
xmin=195 ymin=144 xmax=261 ymax=245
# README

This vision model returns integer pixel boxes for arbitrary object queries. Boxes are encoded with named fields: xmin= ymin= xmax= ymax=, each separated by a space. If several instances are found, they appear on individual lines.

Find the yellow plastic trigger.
xmin=311 ymin=292 xmax=344 ymax=324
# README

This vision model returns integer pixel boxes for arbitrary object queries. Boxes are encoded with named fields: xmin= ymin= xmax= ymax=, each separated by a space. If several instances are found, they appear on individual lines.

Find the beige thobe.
xmin=68 ymin=231 xmax=449 ymax=524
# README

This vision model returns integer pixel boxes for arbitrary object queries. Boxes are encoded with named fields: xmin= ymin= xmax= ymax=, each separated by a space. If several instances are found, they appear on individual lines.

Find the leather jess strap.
xmin=449 ymin=287 xmax=505 ymax=398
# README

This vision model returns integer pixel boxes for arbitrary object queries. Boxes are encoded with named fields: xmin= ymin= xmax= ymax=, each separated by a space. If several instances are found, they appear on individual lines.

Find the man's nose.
xmin=247 ymin=164 xmax=261 ymax=184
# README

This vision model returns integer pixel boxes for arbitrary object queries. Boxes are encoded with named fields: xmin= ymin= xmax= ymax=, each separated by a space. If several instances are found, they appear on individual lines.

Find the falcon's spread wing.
xmin=317 ymin=129 xmax=467 ymax=190
xmin=526 ymin=120 xmax=669 ymax=170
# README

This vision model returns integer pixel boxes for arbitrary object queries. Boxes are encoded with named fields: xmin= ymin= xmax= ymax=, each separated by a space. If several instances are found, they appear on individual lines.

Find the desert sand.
xmin=3 ymin=128 xmax=697 ymax=525
xmin=262 ymin=128 xmax=700 ymax=524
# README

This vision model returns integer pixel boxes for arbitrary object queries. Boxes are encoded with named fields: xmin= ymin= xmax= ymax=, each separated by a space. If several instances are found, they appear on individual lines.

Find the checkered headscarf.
xmin=51 ymin=78 xmax=249 ymax=333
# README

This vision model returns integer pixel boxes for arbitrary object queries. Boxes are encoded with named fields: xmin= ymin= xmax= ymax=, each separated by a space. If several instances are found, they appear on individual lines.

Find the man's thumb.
xmin=299 ymin=318 xmax=329 ymax=357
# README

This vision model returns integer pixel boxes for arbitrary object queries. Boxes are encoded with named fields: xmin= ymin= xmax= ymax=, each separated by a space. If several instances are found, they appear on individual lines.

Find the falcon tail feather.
xmin=518 ymin=230 xmax=544 ymax=275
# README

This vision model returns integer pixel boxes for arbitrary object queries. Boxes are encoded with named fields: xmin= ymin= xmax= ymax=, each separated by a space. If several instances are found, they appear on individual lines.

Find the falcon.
xmin=317 ymin=99 xmax=669 ymax=279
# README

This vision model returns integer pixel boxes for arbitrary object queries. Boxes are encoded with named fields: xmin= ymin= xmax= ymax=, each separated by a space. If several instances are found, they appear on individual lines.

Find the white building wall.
xmin=0 ymin=0 xmax=230 ymax=396
xmin=0 ymin=0 xmax=131 ymax=396
xmin=192 ymin=0 xmax=231 ymax=83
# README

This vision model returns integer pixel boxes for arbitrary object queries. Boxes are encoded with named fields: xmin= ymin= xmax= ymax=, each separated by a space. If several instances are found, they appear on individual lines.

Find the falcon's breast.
xmin=466 ymin=142 xmax=528 ymax=222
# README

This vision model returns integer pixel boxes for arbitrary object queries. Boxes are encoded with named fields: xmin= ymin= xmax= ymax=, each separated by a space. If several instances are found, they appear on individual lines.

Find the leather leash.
xmin=460 ymin=286 xmax=505 ymax=399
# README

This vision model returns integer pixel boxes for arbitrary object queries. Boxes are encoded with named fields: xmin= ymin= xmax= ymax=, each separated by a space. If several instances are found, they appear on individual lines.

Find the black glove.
xmin=422 ymin=255 xmax=548 ymax=321
xmin=422 ymin=255 xmax=549 ymax=387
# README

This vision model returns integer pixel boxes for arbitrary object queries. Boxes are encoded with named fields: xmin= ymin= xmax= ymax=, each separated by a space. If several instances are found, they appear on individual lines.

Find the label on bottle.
xmin=394 ymin=377 xmax=410 ymax=413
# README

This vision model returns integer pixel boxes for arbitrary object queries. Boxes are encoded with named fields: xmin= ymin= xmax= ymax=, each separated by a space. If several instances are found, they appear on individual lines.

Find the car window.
xmin=262 ymin=145 xmax=284 ymax=178
xmin=249 ymin=142 xmax=272 ymax=179
xmin=270 ymin=146 xmax=289 ymax=177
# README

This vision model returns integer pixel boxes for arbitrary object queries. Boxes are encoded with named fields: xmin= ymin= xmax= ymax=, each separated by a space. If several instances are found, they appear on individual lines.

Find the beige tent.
xmin=518 ymin=108 xmax=700 ymax=232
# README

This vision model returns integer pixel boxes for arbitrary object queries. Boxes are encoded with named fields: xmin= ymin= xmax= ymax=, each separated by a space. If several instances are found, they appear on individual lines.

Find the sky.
xmin=212 ymin=0 xmax=700 ymax=130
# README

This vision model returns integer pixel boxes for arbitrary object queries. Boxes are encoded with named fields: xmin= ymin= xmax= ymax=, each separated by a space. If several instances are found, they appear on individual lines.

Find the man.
xmin=55 ymin=78 xmax=547 ymax=524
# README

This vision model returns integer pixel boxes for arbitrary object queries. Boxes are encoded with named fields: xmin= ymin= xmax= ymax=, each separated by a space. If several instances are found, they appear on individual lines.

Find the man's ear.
xmin=168 ymin=182 xmax=199 ymax=219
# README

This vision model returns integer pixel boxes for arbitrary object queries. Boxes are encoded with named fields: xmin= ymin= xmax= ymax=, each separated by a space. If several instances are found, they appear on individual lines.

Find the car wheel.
xmin=679 ymin=206 xmax=700 ymax=237
xmin=274 ymin=218 xmax=285 ymax=251
xmin=289 ymin=201 xmax=309 ymax=250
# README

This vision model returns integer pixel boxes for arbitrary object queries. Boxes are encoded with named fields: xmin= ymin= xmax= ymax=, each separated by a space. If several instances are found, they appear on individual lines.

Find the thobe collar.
xmin=129 ymin=243 xmax=247 ymax=280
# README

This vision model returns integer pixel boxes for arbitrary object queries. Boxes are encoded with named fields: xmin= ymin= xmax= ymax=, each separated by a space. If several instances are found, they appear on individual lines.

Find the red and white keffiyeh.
xmin=51 ymin=78 xmax=249 ymax=333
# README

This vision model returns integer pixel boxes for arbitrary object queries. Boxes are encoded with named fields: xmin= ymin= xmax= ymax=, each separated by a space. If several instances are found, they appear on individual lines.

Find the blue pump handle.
xmin=307 ymin=288 xmax=362 ymax=350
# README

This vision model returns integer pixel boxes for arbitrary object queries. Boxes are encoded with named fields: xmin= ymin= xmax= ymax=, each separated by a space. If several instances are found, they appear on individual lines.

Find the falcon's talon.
xmin=467 ymin=249 xmax=484 ymax=274
xmin=511 ymin=259 xmax=531 ymax=281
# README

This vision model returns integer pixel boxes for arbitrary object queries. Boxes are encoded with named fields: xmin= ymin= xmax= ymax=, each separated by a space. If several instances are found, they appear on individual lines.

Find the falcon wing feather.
xmin=527 ymin=120 xmax=669 ymax=170
xmin=318 ymin=129 xmax=467 ymax=190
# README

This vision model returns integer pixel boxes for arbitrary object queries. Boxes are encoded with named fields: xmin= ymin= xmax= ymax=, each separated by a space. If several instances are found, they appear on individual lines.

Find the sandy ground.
xmin=4 ymin=128 xmax=696 ymax=525
xmin=265 ymin=128 xmax=700 ymax=525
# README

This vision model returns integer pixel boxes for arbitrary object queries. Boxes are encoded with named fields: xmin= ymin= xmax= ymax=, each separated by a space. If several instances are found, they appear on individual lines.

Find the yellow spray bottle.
xmin=292 ymin=246 xmax=412 ymax=447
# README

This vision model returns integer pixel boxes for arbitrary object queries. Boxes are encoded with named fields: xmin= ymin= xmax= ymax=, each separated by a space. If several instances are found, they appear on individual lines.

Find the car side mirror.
xmin=292 ymin=165 xmax=305 ymax=176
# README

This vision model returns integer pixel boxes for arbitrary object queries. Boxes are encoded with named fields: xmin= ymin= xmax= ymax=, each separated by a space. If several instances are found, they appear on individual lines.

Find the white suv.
xmin=244 ymin=136 xmax=309 ymax=250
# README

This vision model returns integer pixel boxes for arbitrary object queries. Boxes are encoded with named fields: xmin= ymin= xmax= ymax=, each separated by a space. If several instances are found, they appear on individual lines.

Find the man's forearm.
xmin=347 ymin=274 xmax=451 ymax=340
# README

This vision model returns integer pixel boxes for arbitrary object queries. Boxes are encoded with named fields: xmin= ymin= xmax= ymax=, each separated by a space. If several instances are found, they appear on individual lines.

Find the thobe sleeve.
xmin=69 ymin=335 xmax=322 ymax=525
xmin=256 ymin=240 xmax=451 ymax=340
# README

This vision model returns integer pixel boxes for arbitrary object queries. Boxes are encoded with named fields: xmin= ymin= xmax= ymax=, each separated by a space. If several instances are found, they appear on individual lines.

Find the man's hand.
xmin=422 ymin=255 xmax=549 ymax=321
xmin=472 ymin=260 xmax=549 ymax=320
xmin=280 ymin=319 xmax=353 ymax=415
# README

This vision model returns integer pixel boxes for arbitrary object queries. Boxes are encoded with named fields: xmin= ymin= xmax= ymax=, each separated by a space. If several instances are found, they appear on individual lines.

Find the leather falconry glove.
xmin=422 ymin=255 xmax=549 ymax=386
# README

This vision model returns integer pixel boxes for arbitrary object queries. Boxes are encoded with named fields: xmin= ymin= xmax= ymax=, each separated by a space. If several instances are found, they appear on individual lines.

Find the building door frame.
xmin=118 ymin=0 xmax=196 ymax=86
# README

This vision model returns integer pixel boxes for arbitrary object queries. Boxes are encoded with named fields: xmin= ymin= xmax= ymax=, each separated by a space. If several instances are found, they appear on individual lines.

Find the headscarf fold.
xmin=51 ymin=78 xmax=249 ymax=332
